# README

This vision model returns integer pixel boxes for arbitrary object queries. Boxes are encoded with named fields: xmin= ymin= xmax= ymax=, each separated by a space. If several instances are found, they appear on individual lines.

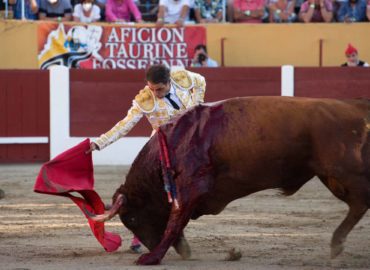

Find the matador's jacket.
xmin=95 ymin=69 xmax=206 ymax=150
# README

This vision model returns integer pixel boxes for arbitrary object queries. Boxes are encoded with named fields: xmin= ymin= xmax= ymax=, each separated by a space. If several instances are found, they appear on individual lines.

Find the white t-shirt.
xmin=159 ymin=0 xmax=191 ymax=23
xmin=73 ymin=4 xmax=101 ymax=23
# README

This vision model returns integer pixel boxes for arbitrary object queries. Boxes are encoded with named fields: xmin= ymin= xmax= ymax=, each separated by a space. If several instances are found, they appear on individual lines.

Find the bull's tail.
xmin=89 ymin=193 xmax=125 ymax=222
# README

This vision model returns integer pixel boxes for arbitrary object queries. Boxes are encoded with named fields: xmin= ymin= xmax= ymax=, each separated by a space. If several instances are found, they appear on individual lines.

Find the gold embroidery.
xmin=135 ymin=87 xmax=155 ymax=112
xmin=171 ymin=70 xmax=193 ymax=89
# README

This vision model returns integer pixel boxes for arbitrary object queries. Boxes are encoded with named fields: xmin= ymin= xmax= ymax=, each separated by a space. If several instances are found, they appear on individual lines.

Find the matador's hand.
xmin=86 ymin=142 xmax=98 ymax=154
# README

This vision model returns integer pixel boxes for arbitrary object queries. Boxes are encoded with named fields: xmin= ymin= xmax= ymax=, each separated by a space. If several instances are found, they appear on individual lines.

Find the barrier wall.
xmin=0 ymin=70 xmax=49 ymax=162
xmin=1 ymin=67 xmax=370 ymax=164
xmin=1 ymin=20 xmax=370 ymax=69
xmin=70 ymin=67 xmax=281 ymax=137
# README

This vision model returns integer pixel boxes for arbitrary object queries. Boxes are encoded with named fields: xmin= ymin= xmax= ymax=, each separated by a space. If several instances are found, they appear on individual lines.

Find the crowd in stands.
xmin=3 ymin=0 xmax=370 ymax=23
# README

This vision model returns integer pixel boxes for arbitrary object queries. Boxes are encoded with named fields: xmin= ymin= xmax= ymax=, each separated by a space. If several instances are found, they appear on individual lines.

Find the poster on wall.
xmin=37 ymin=23 xmax=206 ymax=70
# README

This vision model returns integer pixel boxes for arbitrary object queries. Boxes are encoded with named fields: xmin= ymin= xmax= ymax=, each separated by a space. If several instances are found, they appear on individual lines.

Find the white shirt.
xmin=164 ymin=84 xmax=182 ymax=109
xmin=159 ymin=0 xmax=191 ymax=23
xmin=73 ymin=4 xmax=101 ymax=23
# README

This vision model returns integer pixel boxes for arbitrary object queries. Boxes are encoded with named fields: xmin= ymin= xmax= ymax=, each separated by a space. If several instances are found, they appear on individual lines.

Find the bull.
xmin=92 ymin=96 xmax=370 ymax=265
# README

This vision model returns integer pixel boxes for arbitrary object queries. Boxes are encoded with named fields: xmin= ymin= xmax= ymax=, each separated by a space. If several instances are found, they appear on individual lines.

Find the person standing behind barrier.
xmin=298 ymin=0 xmax=333 ymax=22
xmin=73 ymin=0 xmax=101 ymax=22
xmin=233 ymin=0 xmax=265 ymax=23
xmin=86 ymin=64 xmax=206 ymax=253
xmin=336 ymin=0 xmax=366 ymax=22
xmin=194 ymin=0 xmax=223 ymax=23
xmin=9 ymin=0 xmax=39 ymax=20
xmin=156 ymin=0 xmax=191 ymax=27
xmin=191 ymin=44 xmax=218 ymax=67
xmin=38 ymin=0 xmax=72 ymax=21
xmin=268 ymin=0 xmax=297 ymax=22
xmin=105 ymin=0 xmax=143 ymax=22
xmin=341 ymin=44 xmax=369 ymax=67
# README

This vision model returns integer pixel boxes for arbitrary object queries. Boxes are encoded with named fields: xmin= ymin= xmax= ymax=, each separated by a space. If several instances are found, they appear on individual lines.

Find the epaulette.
xmin=170 ymin=70 xmax=194 ymax=91
xmin=134 ymin=87 xmax=155 ymax=113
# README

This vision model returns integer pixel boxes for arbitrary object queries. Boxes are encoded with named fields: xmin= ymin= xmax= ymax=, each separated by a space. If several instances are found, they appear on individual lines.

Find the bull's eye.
xmin=122 ymin=214 xmax=138 ymax=228
xmin=127 ymin=216 xmax=138 ymax=227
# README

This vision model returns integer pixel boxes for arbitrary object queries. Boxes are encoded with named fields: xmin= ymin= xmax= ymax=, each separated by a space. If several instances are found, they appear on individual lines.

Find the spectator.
xmin=269 ymin=0 xmax=297 ymax=22
xmin=9 ymin=0 xmax=39 ymax=20
xmin=336 ymin=0 xmax=366 ymax=22
xmin=341 ymin=44 xmax=369 ymax=67
xmin=367 ymin=0 xmax=370 ymax=20
xmin=194 ymin=0 xmax=223 ymax=23
xmin=156 ymin=0 xmax=191 ymax=27
xmin=95 ymin=0 xmax=106 ymax=20
xmin=73 ymin=0 xmax=101 ymax=22
xmin=105 ymin=0 xmax=143 ymax=22
xmin=191 ymin=44 xmax=218 ymax=67
xmin=233 ymin=0 xmax=265 ymax=23
xmin=227 ymin=0 xmax=234 ymax=21
xmin=136 ymin=0 xmax=159 ymax=22
xmin=299 ymin=0 xmax=333 ymax=22
xmin=39 ymin=0 xmax=72 ymax=21
xmin=294 ymin=0 xmax=304 ymax=13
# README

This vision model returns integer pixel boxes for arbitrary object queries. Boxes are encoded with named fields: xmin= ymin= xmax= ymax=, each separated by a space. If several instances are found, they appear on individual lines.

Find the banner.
xmin=37 ymin=23 xmax=206 ymax=69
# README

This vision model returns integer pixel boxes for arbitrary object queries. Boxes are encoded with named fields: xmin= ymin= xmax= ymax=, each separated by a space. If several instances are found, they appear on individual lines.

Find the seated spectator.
xmin=341 ymin=44 xmax=369 ymax=67
xmin=299 ymin=0 xmax=333 ymax=22
xmin=294 ymin=0 xmax=304 ymax=13
xmin=227 ymin=0 xmax=234 ymax=21
xmin=367 ymin=0 xmax=370 ymax=20
xmin=156 ymin=0 xmax=190 ymax=27
xmin=269 ymin=0 xmax=297 ymax=22
xmin=191 ymin=44 xmax=218 ymax=67
xmin=136 ymin=0 xmax=159 ymax=22
xmin=39 ymin=0 xmax=72 ymax=21
xmin=73 ymin=0 xmax=101 ymax=22
xmin=105 ymin=0 xmax=143 ymax=22
xmin=336 ymin=0 xmax=366 ymax=22
xmin=95 ymin=0 xmax=106 ymax=20
xmin=9 ymin=0 xmax=39 ymax=20
xmin=233 ymin=0 xmax=265 ymax=23
xmin=194 ymin=0 xmax=223 ymax=23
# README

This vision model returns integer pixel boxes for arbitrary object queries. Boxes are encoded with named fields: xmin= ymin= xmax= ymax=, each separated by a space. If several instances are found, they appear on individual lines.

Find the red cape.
xmin=34 ymin=139 xmax=121 ymax=252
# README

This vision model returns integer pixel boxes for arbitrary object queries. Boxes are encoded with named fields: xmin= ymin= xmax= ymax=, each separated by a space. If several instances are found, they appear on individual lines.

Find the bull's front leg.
xmin=136 ymin=204 xmax=193 ymax=265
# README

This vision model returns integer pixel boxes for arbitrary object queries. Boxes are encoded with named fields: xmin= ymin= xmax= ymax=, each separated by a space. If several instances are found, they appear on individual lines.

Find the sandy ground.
xmin=0 ymin=164 xmax=369 ymax=270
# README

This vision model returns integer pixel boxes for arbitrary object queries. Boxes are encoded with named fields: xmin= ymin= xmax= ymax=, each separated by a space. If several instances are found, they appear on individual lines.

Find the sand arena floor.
xmin=0 ymin=164 xmax=369 ymax=270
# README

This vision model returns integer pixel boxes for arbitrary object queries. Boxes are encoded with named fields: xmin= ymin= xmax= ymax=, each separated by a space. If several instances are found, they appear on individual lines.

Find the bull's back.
xmin=208 ymin=97 xmax=370 ymax=196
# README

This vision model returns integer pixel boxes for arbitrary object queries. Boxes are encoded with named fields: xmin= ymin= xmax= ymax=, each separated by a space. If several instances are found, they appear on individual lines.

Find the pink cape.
xmin=34 ymin=139 xmax=122 ymax=252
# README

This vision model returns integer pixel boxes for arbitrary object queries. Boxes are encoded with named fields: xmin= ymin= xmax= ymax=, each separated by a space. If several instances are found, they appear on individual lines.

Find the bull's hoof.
xmin=331 ymin=244 xmax=344 ymax=259
xmin=174 ymin=236 xmax=191 ymax=260
xmin=136 ymin=253 xmax=161 ymax=265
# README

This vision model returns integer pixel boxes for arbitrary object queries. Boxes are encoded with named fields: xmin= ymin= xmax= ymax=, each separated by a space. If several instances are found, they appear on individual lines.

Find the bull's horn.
xmin=90 ymin=193 xmax=125 ymax=222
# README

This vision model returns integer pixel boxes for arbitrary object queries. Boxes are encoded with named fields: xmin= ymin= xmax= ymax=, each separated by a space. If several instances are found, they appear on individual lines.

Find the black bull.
xmin=94 ymin=96 xmax=370 ymax=265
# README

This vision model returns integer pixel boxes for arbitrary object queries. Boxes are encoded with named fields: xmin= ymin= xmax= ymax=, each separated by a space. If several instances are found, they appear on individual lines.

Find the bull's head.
xmin=91 ymin=188 xmax=171 ymax=251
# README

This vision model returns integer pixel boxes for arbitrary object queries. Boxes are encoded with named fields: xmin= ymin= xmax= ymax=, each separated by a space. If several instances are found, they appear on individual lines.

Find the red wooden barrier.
xmin=1 ymin=67 xmax=370 ymax=163
xmin=295 ymin=67 xmax=370 ymax=99
xmin=0 ymin=70 xmax=49 ymax=163
xmin=70 ymin=67 xmax=281 ymax=137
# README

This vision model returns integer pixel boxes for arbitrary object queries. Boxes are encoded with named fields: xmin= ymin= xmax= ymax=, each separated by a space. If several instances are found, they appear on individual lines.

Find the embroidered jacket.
xmin=95 ymin=69 xmax=206 ymax=150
